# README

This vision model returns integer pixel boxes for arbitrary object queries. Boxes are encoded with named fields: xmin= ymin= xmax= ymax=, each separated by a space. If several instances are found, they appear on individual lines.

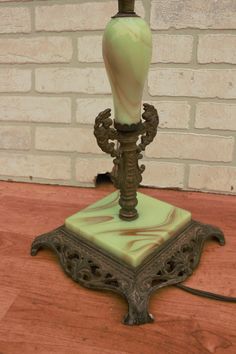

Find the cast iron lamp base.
xmin=31 ymin=220 xmax=225 ymax=326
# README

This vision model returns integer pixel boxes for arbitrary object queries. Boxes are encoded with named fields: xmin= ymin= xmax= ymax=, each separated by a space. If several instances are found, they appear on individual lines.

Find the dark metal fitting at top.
xmin=118 ymin=0 xmax=135 ymax=13
xmin=112 ymin=0 xmax=139 ymax=18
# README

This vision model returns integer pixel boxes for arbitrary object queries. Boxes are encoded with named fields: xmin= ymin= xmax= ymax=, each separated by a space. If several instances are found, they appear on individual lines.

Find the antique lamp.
xmin=31 ymin=0 xmax=225 ymax=325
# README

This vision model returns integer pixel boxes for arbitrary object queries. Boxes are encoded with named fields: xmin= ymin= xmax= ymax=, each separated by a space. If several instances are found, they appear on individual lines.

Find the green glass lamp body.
xmin=102 ymin=9 xmax=152 ymax=125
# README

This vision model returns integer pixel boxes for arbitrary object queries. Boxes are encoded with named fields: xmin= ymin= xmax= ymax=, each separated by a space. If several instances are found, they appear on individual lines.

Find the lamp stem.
xmin=116 ymin=127 xmax=141 ymax=221
xmin=94 ymin=105 xmax=159 ymax=221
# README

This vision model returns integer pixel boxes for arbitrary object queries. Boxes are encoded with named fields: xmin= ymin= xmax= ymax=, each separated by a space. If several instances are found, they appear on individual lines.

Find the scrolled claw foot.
xmin=31 ymin=244 xmax=39 ymax=256
xmin=123 ymin=310 xmax=154 ymax=326
xmin=30 ymin=230 xmax=61 ymax=257
xmin=209 ymin=226 xmax=225 ymax=246
xmin=122 ymin=291 xmax=154 ymax=326
xmin=30 ymin=236 xmax=46 ymax=256
xmin=200 ymin=223 xmax=226 ymax=246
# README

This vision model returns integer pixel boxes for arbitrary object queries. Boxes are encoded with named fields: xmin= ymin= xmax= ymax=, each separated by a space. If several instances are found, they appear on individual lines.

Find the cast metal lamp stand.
xmin=31 ymin=0 xmax=225 ymax=325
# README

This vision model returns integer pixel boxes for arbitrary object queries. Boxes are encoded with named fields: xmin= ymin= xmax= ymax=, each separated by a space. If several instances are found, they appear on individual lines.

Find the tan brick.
xmin=35 ymin=68 xmax=110 ymax=94
xmin=78 ymin=35 xmax=103 ymax=63
xmin=35 ymin=2 xmax=145 ymax=32
xmin=0 ymin=97 xmax=71 ymax=123
xmin=198 ymin=35 xmax=236 ymax=64
xmin=148 ymin=101 xmax=190 ymax=129
xmin=0 ymin=126 xmax=31 ymax=150
xmin=75 ymin=157 xmax=112 ymax=184
xmin=0 ymin=7 xmax=30 ymax=33
xmin=189 ymin=165 xmax=236 ymax=194
xmin=151 ymin=0 xmax=236 ymax=30
xmin=152 ymin=35 xmax=193 ymax=63
xmin=196 ymin=103 xmax=236 ymax=131
xmin=0 ymin=69 xmax=31 ymax=93
xmin=142 ymin=161 xmax=185 ymax=188
xmin=0 ymin=154 xmax=71 ymax=180
xmin=35 ymin=126 xmax=101 ymax=154
xmin=76 ymin=98 xmax=113 ymax=125
xmin=148 ymin=69 xmax=236 ymax=99
xmin=0 ymin=37 xmax=72 ymax=64
xmin=146 ymin=132 xmax=234 ymax=162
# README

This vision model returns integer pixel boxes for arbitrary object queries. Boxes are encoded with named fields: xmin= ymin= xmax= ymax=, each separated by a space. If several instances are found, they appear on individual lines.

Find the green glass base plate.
xmin=65 ymin=191 xmax=192 ymax=268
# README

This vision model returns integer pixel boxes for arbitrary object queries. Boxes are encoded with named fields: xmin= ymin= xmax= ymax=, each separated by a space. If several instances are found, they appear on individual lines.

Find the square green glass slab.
xmin=65 ymin=191 xmax=192 ymax=268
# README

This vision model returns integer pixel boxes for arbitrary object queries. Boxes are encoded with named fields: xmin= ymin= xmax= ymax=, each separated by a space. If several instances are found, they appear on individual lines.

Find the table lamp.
xmin=31 ymin=0 xmax=225 ymax=325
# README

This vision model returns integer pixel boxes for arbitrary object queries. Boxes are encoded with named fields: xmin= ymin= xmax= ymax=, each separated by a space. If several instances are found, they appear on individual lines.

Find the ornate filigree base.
xmin=31 ymin=220 xmax=225 ymax=325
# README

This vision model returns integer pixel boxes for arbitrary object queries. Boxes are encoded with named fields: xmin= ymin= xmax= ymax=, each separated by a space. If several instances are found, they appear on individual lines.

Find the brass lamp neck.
xmin=113 ymin=0 xmax=139 ymax=18
xmin=119 ymin=0 xmax=135 ymax=13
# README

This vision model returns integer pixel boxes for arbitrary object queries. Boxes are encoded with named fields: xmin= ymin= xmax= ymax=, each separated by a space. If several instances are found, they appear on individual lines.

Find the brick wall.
xmin=0 ymin=0 xmax=236 ymax=195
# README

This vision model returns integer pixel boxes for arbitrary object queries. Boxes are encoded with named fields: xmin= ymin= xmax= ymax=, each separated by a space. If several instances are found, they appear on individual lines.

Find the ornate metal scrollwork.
xmin=31 ymin=221 xmax=225 ymax=326
xmin=137 ymin=103 xmax=159 ymax=175
xmin=94 ymin=108 xmax=119 ymax=158
xmin=139 ymin=103 xmax=159 ymax=154
xmin=93 ymin=103 xmax=159 ymax=221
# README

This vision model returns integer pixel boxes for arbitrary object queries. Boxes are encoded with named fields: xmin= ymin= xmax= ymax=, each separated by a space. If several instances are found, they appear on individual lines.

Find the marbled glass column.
xmin=103 ymin=1 xmax=152 ymax=125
